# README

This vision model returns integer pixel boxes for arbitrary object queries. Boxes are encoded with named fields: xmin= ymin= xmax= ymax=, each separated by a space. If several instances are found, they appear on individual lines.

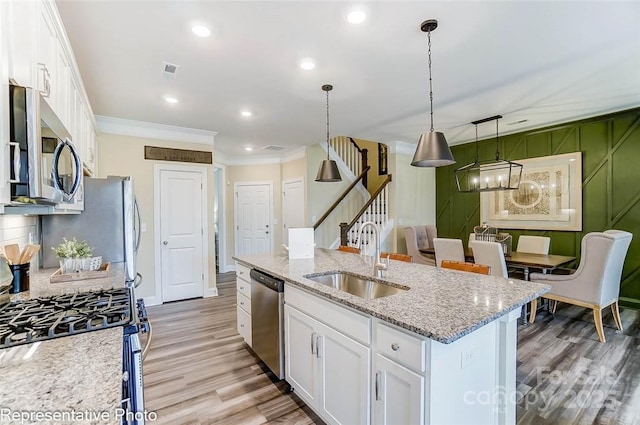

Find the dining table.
xmin=419 ymin=247 xmax=576 ymax=280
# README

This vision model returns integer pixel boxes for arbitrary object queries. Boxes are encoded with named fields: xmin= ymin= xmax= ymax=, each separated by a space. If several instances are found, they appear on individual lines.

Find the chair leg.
xmin=550 ymin=300 xmax=558 ymax=314
xmin=611 ymin=301 xmax=624 ymax=331
xmin=529 ymin=298 xmax=538 ymax=323
xmin=593 ymin=308 xmax=606 ymax=343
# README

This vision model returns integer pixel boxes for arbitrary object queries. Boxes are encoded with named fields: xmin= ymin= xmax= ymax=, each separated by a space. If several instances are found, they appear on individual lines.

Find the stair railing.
xmin=329 ymin=137 xmax=368 ymax=189
xmin=313 ymin=166 xmax=371 ymax=231
xmin=340 ymin=174 xmax=392 ymax=247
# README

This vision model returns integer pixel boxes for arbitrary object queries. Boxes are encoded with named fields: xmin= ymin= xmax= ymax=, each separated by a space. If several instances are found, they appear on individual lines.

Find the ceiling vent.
xmin=162 ymin=62 xmax=180 ymax=77
xmin=264 ymin=145 xmax=286 ymax=151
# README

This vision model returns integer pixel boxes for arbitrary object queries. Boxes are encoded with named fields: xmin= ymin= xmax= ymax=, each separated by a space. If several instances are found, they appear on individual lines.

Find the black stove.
xmin=0 ymin=288 xmax=131 ymax=348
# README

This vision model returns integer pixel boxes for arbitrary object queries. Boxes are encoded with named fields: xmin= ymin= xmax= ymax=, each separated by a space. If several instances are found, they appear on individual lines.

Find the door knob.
xmin=163 ymin=241 xmax=168 ymax=245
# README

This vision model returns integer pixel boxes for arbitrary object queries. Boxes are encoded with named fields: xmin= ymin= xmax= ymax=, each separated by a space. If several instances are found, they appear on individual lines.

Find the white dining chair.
xmin=529 ymin=230 xmax=632 ymax=342
xmin=433 ymin=238 xmax=465 ymax=268
xmin=517 ymin=235 xmax=551 ymax=255
xmin=470 ymin=241 xmax=508 ymax=278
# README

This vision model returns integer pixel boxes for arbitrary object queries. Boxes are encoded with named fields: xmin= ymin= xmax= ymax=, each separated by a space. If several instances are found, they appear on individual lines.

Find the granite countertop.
xmin=0 ymin=264 xmax=127 ymax=424
xmin=9 ymin=262 xmax=125 ymax=302
xmin=234 ymin=249 xmax=551 ymax=344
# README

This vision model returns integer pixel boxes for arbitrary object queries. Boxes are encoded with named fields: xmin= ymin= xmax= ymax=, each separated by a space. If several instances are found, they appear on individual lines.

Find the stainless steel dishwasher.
xmin=250 ymin=268 xmax=285 ymax=379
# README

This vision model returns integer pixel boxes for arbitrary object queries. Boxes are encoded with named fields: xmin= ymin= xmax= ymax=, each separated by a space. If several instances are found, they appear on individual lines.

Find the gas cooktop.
xmin=0 ymin=288 xmax=131 ymax=349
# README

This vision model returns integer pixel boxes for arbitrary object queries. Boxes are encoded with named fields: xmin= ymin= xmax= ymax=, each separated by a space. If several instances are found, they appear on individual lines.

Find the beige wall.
xmin=224 ymin=163 xmax=282 ymax=269
xmin=354 ymin=138 xmax=387 ymax=194
xmin=389 ymin=152 xmax=436 ymax=254
xmin=306 ymin=144 xmax=367 ymax=248
xmin=98 ymin=133 xmax=216 ymax=301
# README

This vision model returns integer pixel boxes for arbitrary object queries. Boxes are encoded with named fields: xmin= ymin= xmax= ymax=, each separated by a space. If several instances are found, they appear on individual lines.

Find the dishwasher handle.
xmin=250 ymin=269 xmax=284 ymax=292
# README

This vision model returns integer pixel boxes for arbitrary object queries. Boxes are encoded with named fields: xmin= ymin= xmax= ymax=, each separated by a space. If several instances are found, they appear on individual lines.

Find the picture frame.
xmin=378 ymin=143 xmax=388 ymax=176
xmin=480 ymin=152 xmax=582 ymax=231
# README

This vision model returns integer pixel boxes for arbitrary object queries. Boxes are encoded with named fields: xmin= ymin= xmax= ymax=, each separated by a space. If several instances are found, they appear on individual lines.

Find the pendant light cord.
xmin=428 ymin=29 xmax=434 ymax=132
xmin=495 ymin=118 xmax=500 ymax=161
xmin=474 ymin=124 xmax=479 ymax=163
xmin=326 ymin=89 xmax=330 ymax=160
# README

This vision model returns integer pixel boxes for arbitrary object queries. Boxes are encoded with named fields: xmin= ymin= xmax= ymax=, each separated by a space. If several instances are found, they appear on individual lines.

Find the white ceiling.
xmin=56 ymin=1 xmax=640 ymax=159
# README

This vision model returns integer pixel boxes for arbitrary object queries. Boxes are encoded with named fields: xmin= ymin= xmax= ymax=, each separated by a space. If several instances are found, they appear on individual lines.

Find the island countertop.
xmin=234 ymin=249 xmax=551 ymax=344
xmin=0 ymin=264 xmax=127 ymax=424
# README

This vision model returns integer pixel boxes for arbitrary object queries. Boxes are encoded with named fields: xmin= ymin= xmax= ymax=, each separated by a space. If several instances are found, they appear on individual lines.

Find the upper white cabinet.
xmin=1 ymin=1 xmax=11 ymax=206
xmin=1 ymin=0 xmax=98 ymax=209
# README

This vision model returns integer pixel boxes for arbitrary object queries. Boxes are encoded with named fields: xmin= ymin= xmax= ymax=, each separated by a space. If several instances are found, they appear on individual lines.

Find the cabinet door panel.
xmin=284 ymin=305 xmax=318 ymax=406
xmin=318 ymin=322 xmax=370 ymax=425
xmin=374 ymin=354 xmax=424 ymax=425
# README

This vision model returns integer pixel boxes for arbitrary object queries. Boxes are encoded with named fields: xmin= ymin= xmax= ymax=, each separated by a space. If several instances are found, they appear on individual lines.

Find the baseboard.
xmin=204 ymin=286 xmax=219 ymax=298
xmin=619 ymin=297 xmax=640 ymax=311
xmin=143 ymin=295 xmax=161 ymax=307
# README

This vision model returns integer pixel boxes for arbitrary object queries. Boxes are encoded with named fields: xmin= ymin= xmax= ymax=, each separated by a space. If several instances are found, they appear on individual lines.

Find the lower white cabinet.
xmin=285 ymin=304 xmax=370 ymax=425
xmin=373 ymin=353 xmax=424 ymax=425
xmin=235 ymin=262 xmax=252 ymax=346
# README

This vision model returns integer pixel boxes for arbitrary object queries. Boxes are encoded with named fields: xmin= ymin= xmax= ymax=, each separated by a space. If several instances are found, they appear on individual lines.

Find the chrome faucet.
xmin=357 ymin=221 xmax=387 ymax=278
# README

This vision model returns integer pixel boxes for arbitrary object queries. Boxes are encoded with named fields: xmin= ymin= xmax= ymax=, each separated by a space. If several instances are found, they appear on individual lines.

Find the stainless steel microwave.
xmin=9 ymin=85 xmax=82 ymax=205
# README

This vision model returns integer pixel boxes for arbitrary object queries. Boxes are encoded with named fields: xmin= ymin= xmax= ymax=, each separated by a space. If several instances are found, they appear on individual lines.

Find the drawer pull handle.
xmin=240 ymin=324 xmax=244 ymax=327
xmin=240 ymin=302 xmax=244 ymax=306
xmin=311 ymin=332 xmax=317 ymax=355
xmin=391 ymin=343 xmax=400 ymax=351
xmin=375 ymin=371 xmax=381 ymax=401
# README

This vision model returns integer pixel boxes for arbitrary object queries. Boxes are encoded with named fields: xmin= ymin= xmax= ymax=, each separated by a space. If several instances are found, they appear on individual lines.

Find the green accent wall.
xmin=436 ymin=108 xmax=640 ymax=309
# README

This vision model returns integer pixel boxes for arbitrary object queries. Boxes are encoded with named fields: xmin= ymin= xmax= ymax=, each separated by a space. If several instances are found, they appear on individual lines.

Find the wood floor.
xmin=145 ymin=273 xmax=640 ymax=425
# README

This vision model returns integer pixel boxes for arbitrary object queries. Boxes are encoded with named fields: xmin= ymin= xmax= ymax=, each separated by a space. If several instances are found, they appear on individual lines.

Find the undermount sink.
xmin=303 ymin=272 xmax=408 ymax=300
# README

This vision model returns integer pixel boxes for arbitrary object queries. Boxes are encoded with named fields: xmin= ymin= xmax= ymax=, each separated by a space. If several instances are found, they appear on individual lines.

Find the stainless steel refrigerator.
xmin=41 ymin=176 xmax=141 ymax=284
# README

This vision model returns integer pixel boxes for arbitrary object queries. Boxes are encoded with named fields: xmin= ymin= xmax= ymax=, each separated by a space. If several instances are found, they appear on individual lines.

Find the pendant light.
xmin=411 ymin=19 xmax=455 ymax=168
xmin=454 ymin=115 xmax=523 ymax=192
xmin=315 ymin=84 xmax=342 ymax=182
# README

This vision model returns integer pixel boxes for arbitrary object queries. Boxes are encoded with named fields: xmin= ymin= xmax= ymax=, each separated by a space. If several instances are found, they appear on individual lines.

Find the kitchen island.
xmin=0 ymin=264 xmax=126 ymax=425
xmin=234 ymin=249 xmax=550 ymax=425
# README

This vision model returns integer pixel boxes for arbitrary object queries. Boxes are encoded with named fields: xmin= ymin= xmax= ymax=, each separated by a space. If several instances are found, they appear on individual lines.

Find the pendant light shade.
xmin=411 ymin=19 xmax=455 ymax=168
xmin=411 ymin=131 xmax=455 ymax=167
xmin=316 ymin=159 xmax=342 ymax=182
xmin=315 ymin=84 xmax=342 ymax=182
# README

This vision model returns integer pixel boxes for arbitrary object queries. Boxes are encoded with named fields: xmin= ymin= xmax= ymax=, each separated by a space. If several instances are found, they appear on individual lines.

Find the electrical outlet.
xmin=461 ymin=346 xmax=475 ymax=369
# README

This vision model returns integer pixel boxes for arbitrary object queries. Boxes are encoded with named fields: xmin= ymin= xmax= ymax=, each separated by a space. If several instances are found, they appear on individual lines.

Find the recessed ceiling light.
xmin=241 ymin=110 xmax=253 ymax=117
xmin=299 ymin=58 xmax=316 ymax=70
xmin=347 ymin=10 xmax=366 ymax=24
xmin=164 ymin=96 xmax=178 ymax=104
xmin=245 ymin=147 xmax=253 ymax=151
xmin=192 ymin=25 xmax=211 ymax=37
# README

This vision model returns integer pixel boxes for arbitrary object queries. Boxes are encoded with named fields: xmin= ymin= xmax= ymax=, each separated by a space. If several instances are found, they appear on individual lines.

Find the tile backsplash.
xmin=0 ymin=215 xmax=39 ymax=267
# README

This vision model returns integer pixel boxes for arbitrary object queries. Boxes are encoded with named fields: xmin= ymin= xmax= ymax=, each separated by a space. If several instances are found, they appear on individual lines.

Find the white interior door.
xmin=282 ymin=178 xmax=305 ymax=245
xmin=235 ymin=182 xmax=273 ymax=255
xmin=160 ymin=169 xmax=204 ymax=302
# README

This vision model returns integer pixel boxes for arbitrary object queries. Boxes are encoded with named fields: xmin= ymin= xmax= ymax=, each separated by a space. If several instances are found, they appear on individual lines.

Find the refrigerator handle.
xmin=134 ymin=198 xmax=141 ymax=253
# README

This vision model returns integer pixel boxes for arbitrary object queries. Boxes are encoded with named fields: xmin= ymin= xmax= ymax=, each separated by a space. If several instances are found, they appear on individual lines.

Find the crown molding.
xmin=96 ymin=115 xmax=217 ymax=146
xmin=388 ymin=141 xmax=416 ymax=156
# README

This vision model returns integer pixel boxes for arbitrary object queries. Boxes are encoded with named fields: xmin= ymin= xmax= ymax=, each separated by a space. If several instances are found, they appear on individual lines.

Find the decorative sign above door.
xmin=480 ymin=151 xmax=582 ymax=231
xmin=144 ymin=146 xmax=212 ymax=164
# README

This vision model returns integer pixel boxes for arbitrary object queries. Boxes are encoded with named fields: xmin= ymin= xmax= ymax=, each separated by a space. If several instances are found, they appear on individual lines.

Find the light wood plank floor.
xmin=145 ymin=273 xmax=640 ymax=425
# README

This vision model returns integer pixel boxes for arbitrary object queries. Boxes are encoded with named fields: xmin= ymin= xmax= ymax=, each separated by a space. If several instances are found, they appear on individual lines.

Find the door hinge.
xmin=202 ymin=273 xmax=204 ymax=281
xmin=201 ymin=228 xmax=203 ymax=235
xmin=201 ymin=183 xmax=203 ymax=189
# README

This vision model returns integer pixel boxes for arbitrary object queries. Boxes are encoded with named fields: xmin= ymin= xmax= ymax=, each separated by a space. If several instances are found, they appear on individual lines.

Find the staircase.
xmin=340 ymin=175 xmax=393 ymax=255
xmin=315 ymin=136 xmax=394 ymax=253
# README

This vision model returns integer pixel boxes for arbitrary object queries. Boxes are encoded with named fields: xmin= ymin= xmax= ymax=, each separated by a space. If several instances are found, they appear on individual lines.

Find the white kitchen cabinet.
xmin=372 ymin=322 xmax=426 ymax=425
xmin=1 ymin=1 xmax=11 ymax=206
xmin=284 ymin=289 xmax=370 ymax=425
xmin=373 ymin=353 xmax=425 ymax=425
xmin=6 ymin=0 xmax=37 ymax=87
xmin=235 ymin=262 xmax=252 ymax=346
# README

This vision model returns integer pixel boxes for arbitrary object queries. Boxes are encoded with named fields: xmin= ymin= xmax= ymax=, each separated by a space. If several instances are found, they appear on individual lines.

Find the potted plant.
xmin=52 ymin=237 xmax=93 ymax=273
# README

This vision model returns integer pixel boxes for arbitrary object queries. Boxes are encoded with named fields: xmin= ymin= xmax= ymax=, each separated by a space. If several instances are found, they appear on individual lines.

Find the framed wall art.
xmin=480 ymin=152 xmax=582 ymax=231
